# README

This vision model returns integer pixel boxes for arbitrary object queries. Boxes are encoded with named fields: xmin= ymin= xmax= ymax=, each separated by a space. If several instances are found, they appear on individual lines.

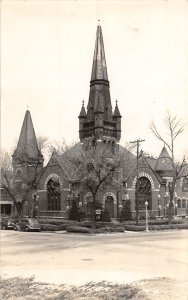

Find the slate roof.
xmin=78 ymin=102 xmax=87 ymax=118
xmin=45 ymin=142 xmax=136 ymax=182
xmin=113 ymin=102 xmax=121 ymax=118
xmin=91 ymin=25 xmax=108 ymax=81
xmin=154 ymin=146 xmax=173 ymax=175
xmin=13 ymin=110 xmax=42 ymax=160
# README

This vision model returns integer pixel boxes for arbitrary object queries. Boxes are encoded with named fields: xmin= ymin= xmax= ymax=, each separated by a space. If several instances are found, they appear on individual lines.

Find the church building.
xmin=3 ymin=25 xmax=188 ymax=219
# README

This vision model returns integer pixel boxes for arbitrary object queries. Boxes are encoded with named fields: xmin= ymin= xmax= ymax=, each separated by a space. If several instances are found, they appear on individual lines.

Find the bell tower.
xmin=79 ymin=25 xmax=121 ymax=144
xmin=12 ymin=110 xmax=44 ymax=185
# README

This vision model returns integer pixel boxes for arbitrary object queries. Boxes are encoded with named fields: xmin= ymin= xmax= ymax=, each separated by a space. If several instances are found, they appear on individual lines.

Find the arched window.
xmin=135 ymin=177 xmax=152 ymax=210
xmin=47 ymin=178 xmax=61 ymax=211
xmin=105 ymin=196 xmax=114 ymax=218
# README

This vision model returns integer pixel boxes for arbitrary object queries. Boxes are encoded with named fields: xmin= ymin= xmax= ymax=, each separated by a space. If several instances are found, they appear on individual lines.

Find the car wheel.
xmin=25 ymin=227 xmax=30 ymax=232
xmin=2 ymin=226 xmax=6 ymax=230
xmin=14 ymin=226 xmax=17 ymax=231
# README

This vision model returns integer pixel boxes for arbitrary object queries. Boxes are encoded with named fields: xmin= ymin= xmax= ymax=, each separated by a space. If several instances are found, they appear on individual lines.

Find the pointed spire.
xmin=113 ymin=100 xmax=121 ymax=117
xmin=91 ymin=25 xmax=108 ymax=81
xmin=13 ymin=110 xmax=42 ymax=159
xmin=79 ymin=25 xmax=121 ymax=143
xmin=79 ymin=100 xmax=86 ymax=118
xmin=155 ymin=146 xmax=173 ymax=173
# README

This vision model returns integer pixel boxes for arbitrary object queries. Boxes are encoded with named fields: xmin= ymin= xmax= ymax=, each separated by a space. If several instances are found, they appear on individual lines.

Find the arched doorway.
xmin=83 ymin=193 xmax=93 ymax=218
xmin=105 ymin=196 xmax=114 ymax=218
xmin=47 ymin=178 xmax=61 ymax=211
xmin=135 ymin=177 xmax=152 ymax=210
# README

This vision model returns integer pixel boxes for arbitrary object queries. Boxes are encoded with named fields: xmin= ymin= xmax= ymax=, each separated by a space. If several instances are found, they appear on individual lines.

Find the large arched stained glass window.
xmin=47 ymin=178 xmax=61 ymax=211
xmin=135 ymin=177 xmax=152 ymax=210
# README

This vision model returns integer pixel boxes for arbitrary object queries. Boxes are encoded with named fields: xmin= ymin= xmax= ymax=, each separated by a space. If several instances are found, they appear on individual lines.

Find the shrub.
xmin=120 ymin=200 xmax=132 ymax=221
xmin=124 ymin=225 xmax=145 ymax=231
xmin=101 ymin=209 xmax=111 ymax=222
xmin=40 ymin=223 xmax=73 ymax=231
xmin=40 ymin=224 xmax=57 ymax=231
xmin=124 ymin=223 xmax=188 ymax=231
xmin=79 ymin=221 xmax=93 ymax=228
xmin=100 ymin=226 xmax=125 ymax=233
xmin=66 ymin=226 xmax=92 ymax=233
xmin=69 ymin=200 xmax=80 ymax=221
xmin=39 ymin=218 xmax=75 ymax=225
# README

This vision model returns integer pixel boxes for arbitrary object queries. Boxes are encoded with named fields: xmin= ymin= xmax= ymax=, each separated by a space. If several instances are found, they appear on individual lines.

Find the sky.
xmin=1 ymin=0 xmax=188 ymax=160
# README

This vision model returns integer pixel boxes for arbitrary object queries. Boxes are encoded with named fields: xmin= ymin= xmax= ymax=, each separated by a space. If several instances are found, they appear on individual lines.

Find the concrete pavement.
xmin=1 ymin=230 xmax=188 ymax=285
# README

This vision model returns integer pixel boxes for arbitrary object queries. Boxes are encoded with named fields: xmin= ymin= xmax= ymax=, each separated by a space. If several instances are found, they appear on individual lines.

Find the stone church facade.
xmin=4 ymin=25 xmax=188 ymax=219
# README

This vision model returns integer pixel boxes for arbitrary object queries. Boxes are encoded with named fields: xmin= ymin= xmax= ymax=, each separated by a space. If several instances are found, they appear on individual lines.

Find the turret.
xmin=113 ymin=100 xmax=122 ymax=142
xmin=12 ymin=110 xmax=43 ymax=183
xmin=155 ymin=145 xmax=173 ymax=178
xmin=78 ymin=101 xmax=87 ymax=142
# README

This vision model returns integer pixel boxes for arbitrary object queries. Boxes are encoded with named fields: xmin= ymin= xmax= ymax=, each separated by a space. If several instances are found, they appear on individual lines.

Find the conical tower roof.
xmin=155 ymin=146 xmax=173 ymax=174
xmin=78 ymin=101 xmax=86 ymax=118
xmin=87 ymin=24 xmax=112 ymax=120
xmin=91 ymin=25 xmax=108 ymax=81
xmin=13 ymin=110 xmax=42 ymax=159
xmin=113 ymin=100 xmax=121 ymax=117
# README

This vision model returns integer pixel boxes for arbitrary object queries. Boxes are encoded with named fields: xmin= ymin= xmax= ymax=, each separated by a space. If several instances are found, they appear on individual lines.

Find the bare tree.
xmin=37 ymin=135 xmax=50 ymax=152
xmin=1 ymin=147 xmax=43 ymax=220
xmin=1 ymin=162 xmax=43 ymax=220
xmin=0 ymin=150 xmax=12 ymax=173
xmin=150 ymin=112 xmax=187 ymax=223
xmin=48 ymin=139 xmax=78 ymax=155
xmin=64 ymin=139 xmax=122 ymax=229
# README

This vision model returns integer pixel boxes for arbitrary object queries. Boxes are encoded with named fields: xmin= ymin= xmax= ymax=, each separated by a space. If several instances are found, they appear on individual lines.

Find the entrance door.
xmin=1 ymin=204 xmax=11 ymax=215
xmin=105 ymin=196 xmax=114 ymax=218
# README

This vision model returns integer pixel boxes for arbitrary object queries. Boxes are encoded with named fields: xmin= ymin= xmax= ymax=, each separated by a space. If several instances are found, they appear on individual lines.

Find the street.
xmin=1 ymin=230 xmax=188 ymax=286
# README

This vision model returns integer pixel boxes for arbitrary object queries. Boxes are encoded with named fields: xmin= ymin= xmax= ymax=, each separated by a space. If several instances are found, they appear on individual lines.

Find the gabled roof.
xmin=155 ymin=146 xmax=173 ymax=174
xmin=46 ymin=142 xmax=136 ymax=182
xmin=13 ymin=110 xmax=42 ymax=160
xmin=146 ymin=156 xmax=157 ymax=169
xmin=55 ymin=154 xmax=78 ymax=181
xmin=124 ymin=151 xmax=161 ymax=184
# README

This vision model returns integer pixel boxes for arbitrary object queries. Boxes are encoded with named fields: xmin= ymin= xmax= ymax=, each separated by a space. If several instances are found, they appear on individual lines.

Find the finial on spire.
xmin=27 ymin=105 xmax=29 ymax=110
xmin=82 ymin=100 xmax=84 ymax=107
xmin=116 ymin=99 xmax=118 ymax=106
xmin=98 ymin=19 xmax=100 ymax=25
xmin=52 ymin=147 xmax=57 ymax=156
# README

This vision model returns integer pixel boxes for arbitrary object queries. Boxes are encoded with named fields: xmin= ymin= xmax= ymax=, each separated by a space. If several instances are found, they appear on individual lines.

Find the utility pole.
xmin=130 ymin=139 xmax=145 ymax=225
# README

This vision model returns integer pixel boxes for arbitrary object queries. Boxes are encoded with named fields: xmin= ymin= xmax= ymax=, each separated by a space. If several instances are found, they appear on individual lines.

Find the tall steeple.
xmin=13 ymin=110 xmax=43 ymax=160
xmin=91 ymin=24 xmax=108 ymax=81
xmin=12 ymin=110 xmax=43 ymax=180
xmin=79 ymin=24 xmax=121 ymax=143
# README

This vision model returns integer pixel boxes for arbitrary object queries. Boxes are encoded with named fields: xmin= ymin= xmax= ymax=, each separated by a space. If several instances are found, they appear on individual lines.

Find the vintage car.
xmin=1 ymin=217 xmax=17 ymax=230
xmin=14 ymin=218 xmax=41 ymax=232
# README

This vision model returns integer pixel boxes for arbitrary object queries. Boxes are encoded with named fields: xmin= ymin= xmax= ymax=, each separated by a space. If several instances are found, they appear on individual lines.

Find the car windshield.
xmin=29 ymin=219 xmax=39 ymax=224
